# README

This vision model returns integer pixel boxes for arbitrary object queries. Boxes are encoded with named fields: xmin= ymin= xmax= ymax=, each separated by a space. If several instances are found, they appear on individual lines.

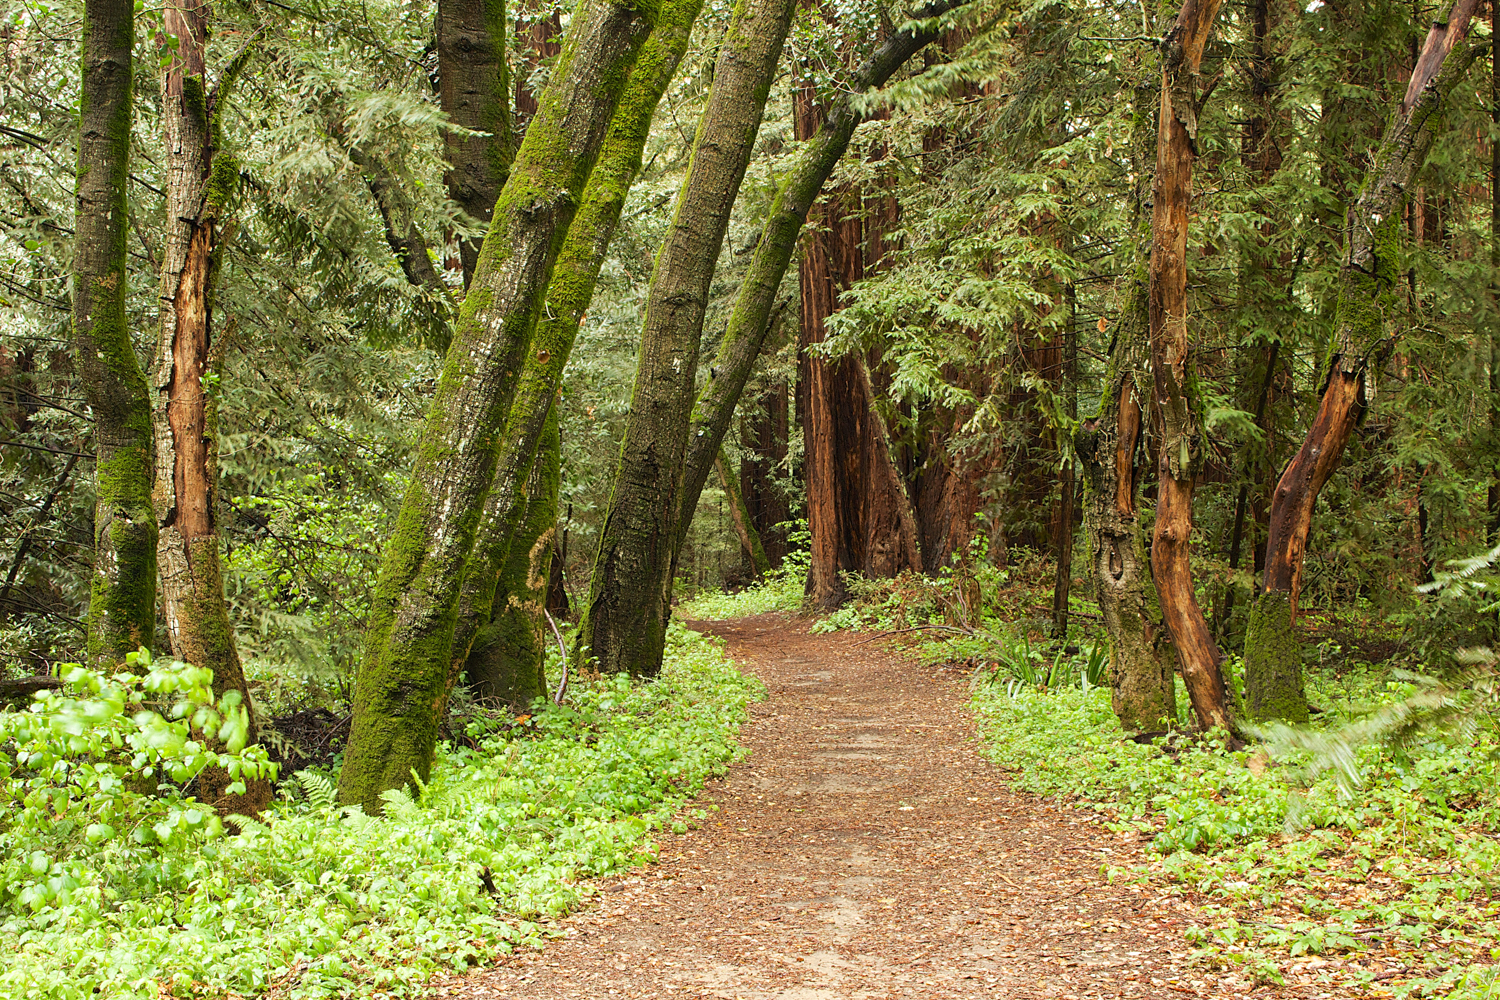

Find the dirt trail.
xmin=429 ymin=613 xmax=1240 ymax=999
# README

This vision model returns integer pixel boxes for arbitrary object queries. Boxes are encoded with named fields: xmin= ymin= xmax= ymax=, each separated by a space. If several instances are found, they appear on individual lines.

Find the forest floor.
xmin=426 ymin=613 xmax=1329 ymax=999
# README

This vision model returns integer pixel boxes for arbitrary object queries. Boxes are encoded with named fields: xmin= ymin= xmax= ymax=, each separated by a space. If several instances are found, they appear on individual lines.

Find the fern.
xmin=295 ymin=769 xmax=338 ymax=810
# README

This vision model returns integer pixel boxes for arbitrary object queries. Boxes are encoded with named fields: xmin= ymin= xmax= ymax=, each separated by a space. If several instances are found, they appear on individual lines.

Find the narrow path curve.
xmin=430 ymin=613 xmax=1240 ymax=999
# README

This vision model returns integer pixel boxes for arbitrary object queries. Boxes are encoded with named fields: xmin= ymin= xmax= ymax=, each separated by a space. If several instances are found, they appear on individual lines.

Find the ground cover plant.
xmin=0 ymin=625 xmax=758 ymax=999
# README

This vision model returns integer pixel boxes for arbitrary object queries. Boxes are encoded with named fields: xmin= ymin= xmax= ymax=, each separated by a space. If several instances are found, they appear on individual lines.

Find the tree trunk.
xmin=152 ymin=0 xmax=269 ymax=814
xmin=73 ymin=0 xmax=157 ymax=669
xmin=716 ymin=447 xmax=770 ymax=578
xmin=438 ymin=0 xmax=513 ymax=286
xmin=465 ymin=404 xmax=558 ymax=706
xmin=337 ymin=0 xmax=656 ymax=814
xmin=1076 ymin=76 xmax=1177 ymax=733
xmin=446 ymin=0 xmax=705 ymax=692
xmin=1147 ymin=0 xmax=1231 ymax=732
xmin=672 ymin=0 xmax=971 ymax=566
xmin=741 ymin=380 xmax=790 ymax=568
xmin=1245 ymin=0 xmax=1481 ymax=720
xmin=575 ymin=0 xmax=797 ymax=676
xmin=1489 ymin=0 xmax=1500 ymax=543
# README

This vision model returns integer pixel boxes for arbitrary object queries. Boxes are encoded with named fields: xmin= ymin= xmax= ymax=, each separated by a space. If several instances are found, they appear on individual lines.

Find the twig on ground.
xmin=850 ymin=624 xmax=974 ymax=646
xmin=545 ymin=610 xmax=569 ymax=704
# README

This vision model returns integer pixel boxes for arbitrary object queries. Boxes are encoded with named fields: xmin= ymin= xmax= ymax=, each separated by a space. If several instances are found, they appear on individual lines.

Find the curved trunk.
xmin=152 ymin=0 xmax=268 ymax=813
xmin=338 ymin=0 xmax=655 ymax=814
xmin=1245 ymin=0 xmax=1482 ymax=720
xmin=74 ymin=0 xmax=157 ymax=668
xmin=446 ymin=0 xmax=706 ymax=688
xmin=1146 ymin=0 xmax=1230 ymax=732
xmin=716 ymin=447 xmax=770 ymax=578
xmin=575 ymin=0 xmax=798 ymax=675
xmin=466 ymin=405 xmax=558 ymax=706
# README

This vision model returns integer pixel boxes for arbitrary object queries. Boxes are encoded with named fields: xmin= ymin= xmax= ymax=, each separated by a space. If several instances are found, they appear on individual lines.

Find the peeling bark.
xmin=1246 ymin=0 xmax=1482 ymax=718
xmin=1147 ymin=0 xmax=1231 ymax=732
xmin=73 ymin=0 xmax=157 ymax=668
xmin=337 ymin=0 xmax=655 ymax=814
xmin=151 ymin=0 xmax=268 ymax=814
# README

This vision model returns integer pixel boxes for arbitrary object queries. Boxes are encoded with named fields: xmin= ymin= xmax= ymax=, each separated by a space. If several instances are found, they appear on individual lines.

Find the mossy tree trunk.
xmin=672 ymin=0 xmax=970 ymax=569
xmin=337 ymin=0 xmax=656 ymax=814
xmin=465 ymin=404 xmax=558 ymax=706
xmin=74 ymin=0 xmax=157 ymax=669
xmin=1146 ymin=0 xmax=1231 ymax=732
xmin=1078 ymin=80 xmax=1176 ymax=732
xmin=446 ymin=0 xmax=705 ymax=690
xmin=575 ymin=0 xmax=798 ymax=676
xmin=1245 ymin=0 xmax=1482 ymax=721
xmin=151 ymin=0 xmax=269 ymax=814
xmin=438 ymin=0 xmax=514 ymax=286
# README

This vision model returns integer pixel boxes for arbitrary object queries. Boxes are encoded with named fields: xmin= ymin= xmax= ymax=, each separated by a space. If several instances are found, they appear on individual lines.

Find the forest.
xmin=3 ymin=0 xmax=1500 ymax=993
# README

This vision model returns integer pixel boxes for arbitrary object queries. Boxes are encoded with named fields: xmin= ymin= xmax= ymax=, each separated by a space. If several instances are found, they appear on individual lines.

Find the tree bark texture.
xmin=1245 ymin=0 xmax=1481 ymax=720
xmin=465 ymin=404 xmax=558 ymax=706
xmin=672 ymin=0 xmax=972 ymax=567
xmin=438 ymin=0 xmax=513 ymax=286
xmin=1147 ymin=0 xmax=1231 ymax=732
xmin=1076 ymin=78 xmax=1177 ymax=733
xmin=576 ymin=0 xmax=797 ymax=676
xmin=1052 ymin=282 xmax=1079 ymax=636
xmin=337 ymin=0 xmax=655 ymax=814
xmin=796 ymin=83 xmax=920 ymax=612
xmin=446 ymin=0 xmax=704 ymax=692
xmin=74 ymin=0 xmax=157 ymax=669
xmin=715 ymin=447 xmax=770 ymax=577
xmin=741 ymin=381 xmax=790 ymax=567
xmin=151 ymin=0 xmax=269 ymax=813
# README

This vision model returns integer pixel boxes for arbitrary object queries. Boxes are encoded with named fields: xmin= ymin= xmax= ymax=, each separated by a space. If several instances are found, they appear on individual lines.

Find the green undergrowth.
xmin=972 ymin=670 xmax=1500 ymax=997
xmin=679 ymin=553 xmax=808 ymax=620
xmin=1 ymin=624 xmax=760 ymax=999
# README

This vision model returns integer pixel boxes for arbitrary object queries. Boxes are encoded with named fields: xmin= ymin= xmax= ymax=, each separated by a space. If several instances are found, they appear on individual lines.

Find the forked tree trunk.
xmin=575 ymin=0 xmax=798 ymax=676
xmin=438 ymin=0 xmax=513 ymax=286
xmin=1147 ymin=0 xmax=1231 ymax=732
xmin=73 ymin=0 xmax=157 ymax=668
xmin=673 ymin=0 xmax=972 ymax=565
xmin=1245 ymin=0 xmax=1482 ymax=720
xmin=465 ymin=404 xmax=558 ymax=706
xmin=152 ymin=0 xmax=269 ymax=813
xmin=337 ymin=0 xmax=655 ymax=814
xmin=446 ymin=0 xmax=706 ymax=689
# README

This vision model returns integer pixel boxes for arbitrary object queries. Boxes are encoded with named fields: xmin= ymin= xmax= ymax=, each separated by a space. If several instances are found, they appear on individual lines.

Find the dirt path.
xmin=429 ymin=613 xmax=1241 ymax=999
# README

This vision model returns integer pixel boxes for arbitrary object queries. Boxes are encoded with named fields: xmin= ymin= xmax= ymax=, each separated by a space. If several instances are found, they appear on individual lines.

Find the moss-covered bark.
xmin=438 ymin=0 xmax=514 ymax=286
xmin=151 ymin=0 xmax=268 ymax=815
xmin=74 ymin=0 xmax=157 ymax=669
xmin=1248 ymin=1 xmax=1482 ymax=719
xmin=673 ymin=0 xmax=971 ymax=560
xmin=1074 ymin=80 xmax=1176 ymax=733
xmin=337 ymin=0 xmax=656 ymax=814
xmin=1243 ymin=591 xmax=1306 ymax=722
xmin=447 ymin=0 xmax=704 ymax=682
xmin=574 ymin=0 xmax=798 ymax=676
xmin=465 ymin=405 xmax=558 ymax=706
